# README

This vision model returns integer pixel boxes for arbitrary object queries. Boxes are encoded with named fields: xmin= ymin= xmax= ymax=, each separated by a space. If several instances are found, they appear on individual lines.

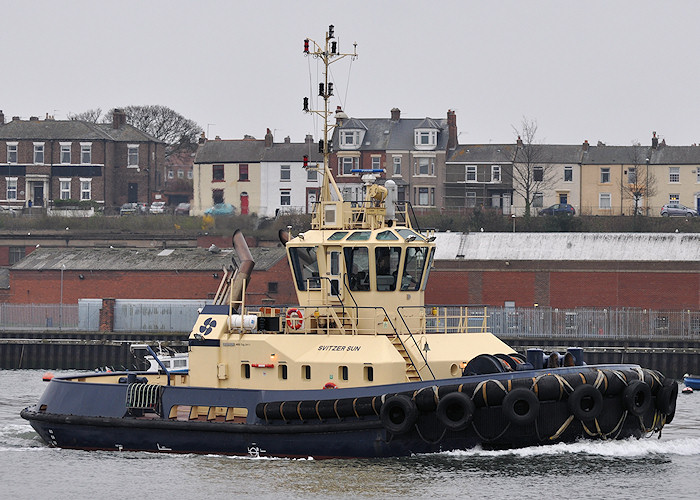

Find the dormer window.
xmin=340 ymin=130 xmax=361 ymax=148
xmin=414 ymin=129 xmax=437 ymax=149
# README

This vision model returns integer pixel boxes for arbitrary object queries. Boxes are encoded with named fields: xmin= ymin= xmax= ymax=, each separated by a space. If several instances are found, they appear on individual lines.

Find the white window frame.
xmin=187 ymin=170 xmax=193 ymax=180
xmin=339 ymin=130 xmax=360 ymax=148
xmin=168 ymin=170 xmax=174 ymax=179
xmin=627 ymin=167 xmax=637 ymax=184
xmin=339 ymin=156 xmax=358 ymax=176
xmin=280 ymin=164 xmax=291 ymax=181
xmin=280 ymin=189 xmax=291 ymax=206
xmin=60 ymin=143 xmax=71 ymax=164
xmin=564 ymin=166 xmax=573 ymax=182
xmin=371 ymin=156 xmax=381 ymax=170
xmin=669 ymin=193 xmax=680 ymax=203
xmin=6 ymin=177 xmax=17 ymax=200
xmin=600 ymin=167 xmax=610 ymax=183
xmin=466 ymin=165 xmax=477 ymax=182
xmin=59 ymin=178 xmax=71 ymax=200
xmin=392 ymin=156 xmax=401 ymax=176
xmin=533 ymin=192 xmax=543 ymax=208
xmin=414 ymin=129 xmax=437 ymax=147
xmin=669 ymin=167 xmax=680 ymax=183
xmin=599 ymin=192 xmax=612 ymax=209
xmin=416 ymin=186 xmax=434 ymax=206
xmin=6 ymin=142 xmax=18 ymax=164
xmin=80 ymin=178 xmax=92 ymax=200
xmin=127 ymin=144 xmax=139 ymax=167
xmin=80 ymin=142 xmax=92 ymax=164
xmin=307 ymin=167 xmax=317 ymax=182
xmin=416 ymin=158 xmax=433 ymax=176
xmin=177 ymin=170 xmax=184 ymax=178
xmin=491 ymin=165 xmax=501 ymax=182
xmin=33 ymin=142 xmax=45 ymax=164
xmin=466 ymin=191 xmax=476 ymax=208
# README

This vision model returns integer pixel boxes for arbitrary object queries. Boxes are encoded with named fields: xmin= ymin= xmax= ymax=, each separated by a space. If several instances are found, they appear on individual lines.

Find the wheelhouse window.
xmin=128 ymin=145 xmax=139 ymax=166
xmin=288 ymin=246 xmax=320 ymax=291
xmin=34 ymin=143 xmax=44 ymax=164
xmin=59 ymin=179 xmax=71 ymax=200
xmin=80 ymin=143 xmax=92 ymax=164
xmin=400 ymin=246 xmax=429 ymax=291
xmin=60 ymin=143 xmax=71 ymax=164
xmin=344 ymin=246 xmax=370 ymax=291
xmin=6 ymin=143 xmax=17 ymax=164
xmin=213 ymin=164 xmax=224 ymax=181
xmin=375 ymin=247 xmax=401 ymax=291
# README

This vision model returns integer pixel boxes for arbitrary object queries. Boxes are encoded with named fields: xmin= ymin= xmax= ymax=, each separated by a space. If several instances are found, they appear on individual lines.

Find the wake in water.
xmin=442 ymin=436 xmax=700 ymax=458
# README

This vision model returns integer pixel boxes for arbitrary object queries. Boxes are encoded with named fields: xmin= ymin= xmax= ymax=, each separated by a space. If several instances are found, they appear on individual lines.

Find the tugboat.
xmin=21 ymin=26 xmax=677 ymax=458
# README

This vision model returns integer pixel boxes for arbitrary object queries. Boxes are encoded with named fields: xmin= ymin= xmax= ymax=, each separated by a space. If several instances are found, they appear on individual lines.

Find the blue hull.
xmin=21 ymin=364 xmax=676 ymax=458
xmin=684 ymin=376 xmax=700 ymax=390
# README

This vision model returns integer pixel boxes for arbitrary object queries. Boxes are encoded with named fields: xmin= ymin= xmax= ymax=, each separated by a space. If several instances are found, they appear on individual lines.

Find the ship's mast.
xmin=303 ymin=25 xmax=358 ymax=205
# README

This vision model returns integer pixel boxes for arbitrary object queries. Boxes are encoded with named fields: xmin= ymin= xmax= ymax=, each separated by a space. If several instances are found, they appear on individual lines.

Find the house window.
xmin=339 ymin=156 xmax=358 ymax=175
xmin=393 ymin=156 xmax=401 ymax=176
xmin=187 ymin=170 xmax=193 ymax=180
xmin=212 ymin=189 xmax=224 ymax=204
xmin=669 ymin=193 xmax=680 ymax=203
xmin=416 ymin=187 xmax=434 ymax=206
xmin=416 ymin=158 xmax=433 ymax=176
xmin=268 ymin=282 xmax=278 ymax=294
xmin=177 ymin=170 xmax=184 ymax=178
xmin=599 ymin=193 xmax=611 ymax=209
xmin=559 ymin=193 xmax=568 ymax=204
xmin=80 ymin=178 xmax=91 ymax=200
xmin=466 ymin=191 xmax=476 ymax=208
xmin=60 ymin=179 xmax=71 ymax=200
xmin=168 ymin=170 xmax=174 ymax=179
xmin=280 ymin=165 xmax=291 ymax=181
xmin=34 ymin=143 xmax=44 ymax=164
xmin=628 ymin=167 xmax=637 ymax=184
xmin=534 ymin=166 xmax=544 ymax=182
xmin=307 ymin=167 xmax=317 ymax=182
xmin=127 ymin=145 xmax=139 ymax=166
xmin=466 ymin=165 xmax=477 ymax=181
xmin=213 ymin=164 xmax=224 ymax=181
xmin=60 ymin=143 xmax=71 ymax=164
xmin=340 ymin=130 xmax=360 ymax=147
xmin=6 ymin=143 xmax=17 ymax=163
xmin=280 ymin=190 xmax=291 ymax=206
xmin=564 ymin=166 xmax=573 ymax=182
xmin=600 ymin=167 xmax=610 ymax=183
xmin=80 ymin=143 xmax=92 ymax=164
xmin=6 ymin=177 xmax=17 ymax=200
xmin=414 ymin=130 xmax=436 ymax=146
xmin=533 ymin=192 xmax=543 ymax=207
xmin=9 ymin=246 xmax=25 ymax=265
xmin=491 ymin=165 xmax=501 ymax=182
xmin=669 ymin=167 xmax=680 ymax=183
xmin=372 ymin=157 xmax=381 ymax=170
xmin=239 ymin=164 xmax=249 ymax=181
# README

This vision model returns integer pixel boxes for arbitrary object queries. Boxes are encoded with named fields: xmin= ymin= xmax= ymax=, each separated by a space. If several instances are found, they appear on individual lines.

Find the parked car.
xmin=136 ymin=202 xmax=149 ymax=214
xmin=149 ymin=201 xmax=166 ymax=214
xmin=204 ymin=203 xmax=235 ymax=216
xmin=119 ymin=203 xmax=137 ymax=215
xmin=660 ymin=203 xmax=697 ymax=217
xmin=175 ymin=202 xmax=191 ymax=216
xmin=539 ymin=203 xmax=576 ymax=216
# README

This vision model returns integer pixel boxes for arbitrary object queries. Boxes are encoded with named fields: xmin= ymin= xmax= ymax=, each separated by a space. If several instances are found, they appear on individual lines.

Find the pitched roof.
xmin=194 ymin=139 xmax=323 ymax=164
xmin=0 ymin=119 xmax=162 ymax=143
xmin=649 ymin=145 xmax=700 ymax=164
xmin=334 ymin=116 xmax=449 ymax=151
xmin=11 ymin=246 xmax=287 ymax=272
xmin=448 ymin=144 xmax=516 ymax=163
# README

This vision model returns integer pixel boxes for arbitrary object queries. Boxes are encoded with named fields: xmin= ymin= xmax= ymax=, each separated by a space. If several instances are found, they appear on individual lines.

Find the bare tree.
xmin=67 ymin=108 xmax=103 ymax=122
xmin=509 ymin=118 xmax=556 ymax=217
xmin=620 ymin=143 xmax=656 ymax=216
xmin=104 ymin=105 xmax=203 ymax=157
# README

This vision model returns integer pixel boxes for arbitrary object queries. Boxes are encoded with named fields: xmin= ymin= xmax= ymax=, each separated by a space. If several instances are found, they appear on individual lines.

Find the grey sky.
xmin=4 ymin=0 xmax=700 ymax=147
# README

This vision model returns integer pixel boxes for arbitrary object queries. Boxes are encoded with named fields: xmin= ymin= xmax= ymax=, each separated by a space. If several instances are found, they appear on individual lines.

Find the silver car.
xmin=660 ymin=203 xmax=698 ymax=217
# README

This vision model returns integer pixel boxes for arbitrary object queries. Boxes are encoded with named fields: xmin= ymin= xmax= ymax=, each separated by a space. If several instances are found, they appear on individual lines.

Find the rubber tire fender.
xmin=623 ymin=380 xmax=652 ymax=417
xmin=502 ymin=388 xmax=540 ymax=426
xmin=656 ymin=379 xmax=678 ymax=423
xmin=380 ymin=395 xmax=418 ymax=435
xmin=436 ymin=391 xmax=475 ymax=431
xmin=567 ymin=384 xmax=604 ymax=421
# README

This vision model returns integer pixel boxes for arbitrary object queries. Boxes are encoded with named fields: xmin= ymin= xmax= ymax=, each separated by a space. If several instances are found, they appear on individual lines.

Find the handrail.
xmin=377 ymin=306 xmax=435 ymax=381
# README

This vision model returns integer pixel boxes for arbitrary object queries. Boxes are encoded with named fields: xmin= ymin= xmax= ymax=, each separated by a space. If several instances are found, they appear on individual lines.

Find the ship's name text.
xmin=317 ymin=345 xmax=361 ymax=352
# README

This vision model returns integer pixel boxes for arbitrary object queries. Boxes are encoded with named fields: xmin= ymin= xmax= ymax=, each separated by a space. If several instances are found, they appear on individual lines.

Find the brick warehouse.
xmin=8 ymin=246 xmax=296 ymax=306
xmin=427 ymin=232 xmax=700 ymax=309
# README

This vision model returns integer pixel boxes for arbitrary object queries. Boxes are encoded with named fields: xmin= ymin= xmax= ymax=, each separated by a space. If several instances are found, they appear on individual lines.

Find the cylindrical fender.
xmin=380 ymin=395 xmax=417 ymax=435
xmin=436 ymin=391 xmax=475 ymax=431
xmin=623 ymin=380 xmax=652 ymax=417
xmin=502 ymin=388 xmax=540 ymax=426
xmin=567 ymin=384 xmax=604 ymax=421
xmin=655 ymin=379 xmax=678 ymax=422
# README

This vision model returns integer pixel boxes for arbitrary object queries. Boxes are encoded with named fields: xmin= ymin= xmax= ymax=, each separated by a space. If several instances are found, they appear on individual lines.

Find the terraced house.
xmin=0 ymin=109 xmax=164 ymax=212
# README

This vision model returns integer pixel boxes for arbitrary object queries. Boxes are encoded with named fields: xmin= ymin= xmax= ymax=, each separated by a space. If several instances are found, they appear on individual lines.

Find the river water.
xmin=2 ymin=369 xmax=699 ymax=500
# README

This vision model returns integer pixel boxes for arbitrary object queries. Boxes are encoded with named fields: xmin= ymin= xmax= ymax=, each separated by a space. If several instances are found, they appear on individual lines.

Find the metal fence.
xmin=0 ymin=302 xmax=698 ymax=339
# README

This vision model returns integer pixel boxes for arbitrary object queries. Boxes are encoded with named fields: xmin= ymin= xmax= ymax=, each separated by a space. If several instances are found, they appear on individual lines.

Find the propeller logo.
xmin=199 ymin=317 xmax=217 ymax=335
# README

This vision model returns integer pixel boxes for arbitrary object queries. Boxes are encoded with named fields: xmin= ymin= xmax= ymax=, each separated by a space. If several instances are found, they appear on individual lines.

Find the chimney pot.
xmin=30 ymin=116 xmax=39 ymax=121
xmin=390 ymin=108 xmax=401 ymax=121
xmin=12 ymin=116 xmax=20 ymax=121
xmin=0 ymin=110 xmax=4 ymax=125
